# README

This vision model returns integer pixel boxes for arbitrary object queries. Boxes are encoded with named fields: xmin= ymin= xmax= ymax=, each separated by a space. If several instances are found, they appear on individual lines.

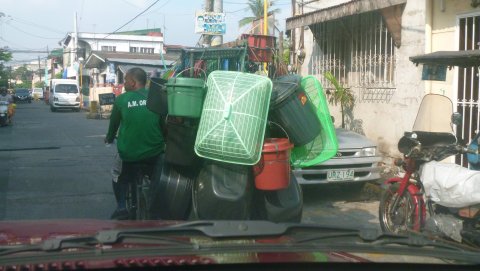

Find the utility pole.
xmin=200 ymin=0 xmax=213 ymax=47
xmin=211 ymin=0 xmax=223 ymax=47
xmin=38 ymin=56 xmax=41 ymax=84
xmin=291 ymin=0 xmax=296 ymax=68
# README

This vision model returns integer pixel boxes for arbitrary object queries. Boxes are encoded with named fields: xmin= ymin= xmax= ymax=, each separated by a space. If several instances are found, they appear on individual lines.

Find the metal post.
xmin=211 ymin=0 xmax=223 ymax=46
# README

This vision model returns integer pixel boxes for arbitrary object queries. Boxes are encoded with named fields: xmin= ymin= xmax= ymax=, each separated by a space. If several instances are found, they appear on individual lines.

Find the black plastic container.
xmin=269 ymin=75 xmax=321 ymax=146
xmin=252 ymin=172 xmax=303 ymax=223
xmin=147 ymin=77 xmax=168 ymax=117
xmin=192 ymin=161 xmax=253 ymax=220
xmin=149 ymin=161 xmax=199 ymax=220
xmin=164 ymin=117 xmax=200 ymax=166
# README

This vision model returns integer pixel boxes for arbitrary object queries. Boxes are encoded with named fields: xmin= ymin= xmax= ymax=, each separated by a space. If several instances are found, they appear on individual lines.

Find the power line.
xmin=5 ymin=22 xmax=61 ymax=40
xmin=9 ymin=16 xmax=65 ymax=35
xmin=103 ymin=0 xmax=164 ymax=39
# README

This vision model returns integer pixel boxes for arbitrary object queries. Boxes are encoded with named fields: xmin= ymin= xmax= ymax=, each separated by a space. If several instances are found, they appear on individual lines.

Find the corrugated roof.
xmin=286 ymin=0 xmax=407 ymax=30
xmin=117 ymin=64 xmax=164 ymax=74
xmin=108 ymin=58 xmax=175 ymax=66
xmin=410 ymin=50 xmax=480 ymax=68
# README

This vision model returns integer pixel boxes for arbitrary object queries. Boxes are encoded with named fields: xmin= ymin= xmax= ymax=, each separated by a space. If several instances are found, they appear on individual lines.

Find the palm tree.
xmin=239 ymin=0 xmax=281 ymax=32
xmin=324 ymin=71 xmax=355 ymax=129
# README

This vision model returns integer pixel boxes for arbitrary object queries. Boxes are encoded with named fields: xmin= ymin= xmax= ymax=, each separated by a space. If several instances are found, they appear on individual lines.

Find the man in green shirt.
xmin=105 ymin=67 xmax=165 ymax=219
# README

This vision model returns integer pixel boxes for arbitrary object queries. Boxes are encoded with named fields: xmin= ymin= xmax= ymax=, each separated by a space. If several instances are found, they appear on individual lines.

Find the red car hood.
xmin=0 ymin=219 xmax=368 ymax=269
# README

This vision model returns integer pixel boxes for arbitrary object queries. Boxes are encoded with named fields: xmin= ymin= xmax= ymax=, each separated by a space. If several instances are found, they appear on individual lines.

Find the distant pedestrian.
xmin=0 ymin=87 xmax=14 ymax=124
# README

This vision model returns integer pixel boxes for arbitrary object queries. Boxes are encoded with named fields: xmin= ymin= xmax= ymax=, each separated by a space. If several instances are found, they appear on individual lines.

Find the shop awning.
xmin=409 ymin=50 xmax=480 ymax=68
xmin=117 ymin=64 xmax=165 ymax=75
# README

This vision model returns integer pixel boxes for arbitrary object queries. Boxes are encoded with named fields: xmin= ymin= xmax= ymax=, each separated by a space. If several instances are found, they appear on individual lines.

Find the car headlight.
xmin=360 ymin=147 xmax=376 ymax=156
xmin=76 ymin=96 xmax=80 ymax=102
xmin=54 ymin=97 xmax=59 ymax=101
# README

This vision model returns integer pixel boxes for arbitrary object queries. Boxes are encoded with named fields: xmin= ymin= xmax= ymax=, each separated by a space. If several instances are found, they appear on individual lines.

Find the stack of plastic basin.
xmin=192 ymin=161 xmax=253 ymax=220
xmin=148 ymin=162 xmax=197 ymax=220
xmin=252 ymin=173 xmax=303 ymax=223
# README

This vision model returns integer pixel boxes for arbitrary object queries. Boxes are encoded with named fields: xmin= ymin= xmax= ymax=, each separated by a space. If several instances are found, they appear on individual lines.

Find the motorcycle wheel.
xmin=379 ymin=183 xmax=418 ymax=234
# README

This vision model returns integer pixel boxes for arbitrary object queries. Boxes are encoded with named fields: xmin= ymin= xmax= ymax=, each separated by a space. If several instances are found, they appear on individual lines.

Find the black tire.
xmin=379 ymin=183 xmax=418 ymax=234
xmin=50 ymin=106 xmax=56 ymax=112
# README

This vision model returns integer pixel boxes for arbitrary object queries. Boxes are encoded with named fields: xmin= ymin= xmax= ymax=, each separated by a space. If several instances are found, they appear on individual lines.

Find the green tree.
xmin=12 ymin=65 xmax=33 ymax=82
xmin=0 ymin=49 xmax=12 ymax=62
xmin=324 ymin=71 xmax=355 ymax=129
xmin=239 ymin=0 xmax=281 ymax=29
xmin=0 ymin=49 xmax=12 ymax=87
xmin=34 ymin=81 xmax=45 ymax=88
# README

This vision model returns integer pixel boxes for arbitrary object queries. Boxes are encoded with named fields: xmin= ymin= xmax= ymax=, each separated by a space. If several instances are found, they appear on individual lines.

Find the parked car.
xmin=31 ymin=88 xmax=44 ymax=100
xmin=293 ymin=128 xmax=382 ymax=185
xmin=13 ymin=88 xmax=32 ymax=103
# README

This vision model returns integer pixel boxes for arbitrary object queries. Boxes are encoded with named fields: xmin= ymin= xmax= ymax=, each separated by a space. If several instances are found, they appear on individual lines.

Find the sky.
xmin=0 ymin=0 xmax=291 ymax=65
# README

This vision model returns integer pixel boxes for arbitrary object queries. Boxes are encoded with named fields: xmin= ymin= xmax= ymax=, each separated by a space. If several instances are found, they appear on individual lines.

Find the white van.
xmin=49 ymin=79 xmax=80 ymax=112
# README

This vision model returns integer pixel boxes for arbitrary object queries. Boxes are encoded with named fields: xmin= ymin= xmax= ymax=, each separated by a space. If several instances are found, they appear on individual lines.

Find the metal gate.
xmin=456 ymin=15 xmax=480 ymax=166
xmin=309 ymin=11 xmax=397 ymax=103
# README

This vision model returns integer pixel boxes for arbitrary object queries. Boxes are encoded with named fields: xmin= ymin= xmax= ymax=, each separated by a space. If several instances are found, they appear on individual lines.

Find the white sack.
xmin=420 ymin=161 xmax=480 ymax=208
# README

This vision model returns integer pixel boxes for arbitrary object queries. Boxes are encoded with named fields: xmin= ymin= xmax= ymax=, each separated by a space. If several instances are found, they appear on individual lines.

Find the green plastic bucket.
xmin=166 ymin=77 xmax=206 ymax=118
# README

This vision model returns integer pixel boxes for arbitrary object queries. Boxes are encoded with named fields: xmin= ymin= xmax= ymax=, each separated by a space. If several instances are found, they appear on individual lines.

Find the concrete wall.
xmin=298 ymin=0 xmax=427 ymax=161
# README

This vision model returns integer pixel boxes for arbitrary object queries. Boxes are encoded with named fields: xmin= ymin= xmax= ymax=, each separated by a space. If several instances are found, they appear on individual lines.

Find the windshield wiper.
xmin=2 ymin=221 xmax=479 ymax=264
xmin=96 ymin=220 xmax=288 ymax=244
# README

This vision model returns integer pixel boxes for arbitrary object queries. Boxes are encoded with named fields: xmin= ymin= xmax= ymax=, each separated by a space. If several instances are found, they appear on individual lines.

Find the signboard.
xmin=422 ymin=65 xmax=447 ymax=81
xmin=99 ymin=93 xmax=116 ymax=106
xmin=106 ymin=63 xmax=116 ymax=83
xmin=195 ymin=11 xmax=226 ymax=35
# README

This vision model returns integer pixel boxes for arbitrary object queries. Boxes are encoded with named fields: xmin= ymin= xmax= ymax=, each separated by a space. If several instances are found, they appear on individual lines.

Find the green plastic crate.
xmin=195 ymin=71 xmax=273 ymax=165
xmin=291 ymin=76 xmax=338 ymax=167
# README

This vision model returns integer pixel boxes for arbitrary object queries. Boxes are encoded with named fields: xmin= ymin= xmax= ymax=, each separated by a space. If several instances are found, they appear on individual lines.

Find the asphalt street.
xmin=0 ymin=100 xmax=381 ymax=231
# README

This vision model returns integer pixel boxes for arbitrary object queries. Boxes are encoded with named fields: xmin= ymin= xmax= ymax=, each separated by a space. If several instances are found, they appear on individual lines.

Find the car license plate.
xmin=327 ymin=169 xmax=355 ymax=181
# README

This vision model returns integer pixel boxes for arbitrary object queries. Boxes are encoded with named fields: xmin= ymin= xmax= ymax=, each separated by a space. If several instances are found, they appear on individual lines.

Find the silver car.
xmin=293 ymin=128 xmax=382 ymax=185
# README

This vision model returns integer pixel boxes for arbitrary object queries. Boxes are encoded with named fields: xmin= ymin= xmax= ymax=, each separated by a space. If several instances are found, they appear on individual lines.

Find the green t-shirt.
xmin=106 ymin=88 xmax=165 ymax=162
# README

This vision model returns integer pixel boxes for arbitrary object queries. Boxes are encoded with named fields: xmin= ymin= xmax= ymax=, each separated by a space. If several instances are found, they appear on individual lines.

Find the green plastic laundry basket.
xmin=290 ymin=76 xmax=338 ymax=167
xmin=195 ymin=71 xmax=272 ymax=165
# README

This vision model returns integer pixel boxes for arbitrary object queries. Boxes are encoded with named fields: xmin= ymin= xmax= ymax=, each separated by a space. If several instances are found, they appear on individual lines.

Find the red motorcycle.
xmin=379 ymin=94 xmax=480 ymax=246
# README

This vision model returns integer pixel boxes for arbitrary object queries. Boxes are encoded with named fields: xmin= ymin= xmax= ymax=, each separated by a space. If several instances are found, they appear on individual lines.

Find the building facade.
xmin=287 ymin=0 xmax=480 ymax=163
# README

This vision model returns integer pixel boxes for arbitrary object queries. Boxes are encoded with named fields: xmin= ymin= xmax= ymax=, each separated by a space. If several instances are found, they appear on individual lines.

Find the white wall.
xmin=78 ymin=33 xmax=163 ymax=54
xmin=298 ymin=0 xmax=427 ymax=161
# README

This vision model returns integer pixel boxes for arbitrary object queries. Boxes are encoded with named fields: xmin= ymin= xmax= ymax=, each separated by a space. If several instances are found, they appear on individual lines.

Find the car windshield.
xmin=55 ymin=84 xmax=78 ymax=93
xmin=15 ymin=89 xmax=29 ymax=95
xmin=1 ymin=0 xmax=480 ymax=269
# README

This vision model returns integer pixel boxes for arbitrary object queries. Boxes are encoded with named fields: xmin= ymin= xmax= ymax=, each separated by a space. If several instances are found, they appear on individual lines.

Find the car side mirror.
xmin=452 ymin=112 xmax=462 ymax=126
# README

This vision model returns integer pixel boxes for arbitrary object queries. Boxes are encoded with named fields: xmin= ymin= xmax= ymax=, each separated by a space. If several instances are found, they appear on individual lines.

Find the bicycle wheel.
xmin=136 ymin=175 xmax=151 ymax=220
xmin=125 ymin=182 xmax=136 ymax=220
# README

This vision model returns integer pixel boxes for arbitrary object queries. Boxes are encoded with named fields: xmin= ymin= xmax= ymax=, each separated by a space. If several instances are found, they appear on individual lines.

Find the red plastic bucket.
xmin=253 ymin=138 xmax=293 ymax=190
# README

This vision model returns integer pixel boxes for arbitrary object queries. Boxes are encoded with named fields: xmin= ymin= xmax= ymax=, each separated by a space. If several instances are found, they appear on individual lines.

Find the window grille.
xmin=309 ymin=11 xmax=396 ymax=103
